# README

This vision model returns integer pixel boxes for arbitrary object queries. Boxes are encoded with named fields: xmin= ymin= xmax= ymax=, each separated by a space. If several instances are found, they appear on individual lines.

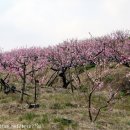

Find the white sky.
xmin=0 ymin=0 xmax=130 ymax=51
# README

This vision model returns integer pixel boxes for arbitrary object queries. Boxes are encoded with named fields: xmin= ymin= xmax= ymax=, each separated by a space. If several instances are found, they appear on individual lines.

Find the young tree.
xmin=47 ymin=40 xmax=79 ymax=89
xmin=1 ymin=48 xmax=48 ymax=103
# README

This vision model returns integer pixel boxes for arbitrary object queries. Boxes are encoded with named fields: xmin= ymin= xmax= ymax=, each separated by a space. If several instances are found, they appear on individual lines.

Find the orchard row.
xmin=0 ymin=30 xmax=130 ymax=103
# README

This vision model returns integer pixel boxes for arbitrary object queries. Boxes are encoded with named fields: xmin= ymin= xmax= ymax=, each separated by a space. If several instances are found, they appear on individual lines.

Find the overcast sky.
xmin=0 ymin=0 xmax=129 ymax=51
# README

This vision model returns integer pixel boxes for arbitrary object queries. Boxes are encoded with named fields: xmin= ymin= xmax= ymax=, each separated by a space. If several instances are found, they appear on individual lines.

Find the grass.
xmin=54 ymin=117 xmax=78 ymax=129
xmin=0 ymin=65 xmax=130 ymax=129
xmin=104 ymin=75 xmax=115 ymax=83
xmin=0 ymin=87 xmax=130 ymax=130
xmin=19 ymin=112 xmax=38 ymax=121
xmin=35 ymin=114 xmax=49 ymax=124
xmin=50 ymin=103 xmax=65 ymax=110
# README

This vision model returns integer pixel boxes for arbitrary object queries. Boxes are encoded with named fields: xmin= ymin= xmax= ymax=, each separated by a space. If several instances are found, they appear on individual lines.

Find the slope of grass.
xmin=0 ymin=65 xmax=130 ymax=129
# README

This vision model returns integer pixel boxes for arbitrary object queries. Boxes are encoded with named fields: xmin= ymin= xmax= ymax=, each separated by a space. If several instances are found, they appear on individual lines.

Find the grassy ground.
xmin=0 ymin=65 xmax=130 ymax=130
xmin=0 ymin=88 xmax=130 ymax=130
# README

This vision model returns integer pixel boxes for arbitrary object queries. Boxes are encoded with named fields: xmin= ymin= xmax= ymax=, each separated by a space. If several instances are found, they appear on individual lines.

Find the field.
xmin=0 ymin=31 xmax=130 ymax=130
xmin=0 ymin=65 xmax=130 ymax=130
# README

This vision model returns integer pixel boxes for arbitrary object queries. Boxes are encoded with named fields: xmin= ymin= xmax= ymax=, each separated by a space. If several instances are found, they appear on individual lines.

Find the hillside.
xmin=0 ymin=31 xmax=130 ymax=130
xmin=0 ymin=64 xmax=130 ymax=130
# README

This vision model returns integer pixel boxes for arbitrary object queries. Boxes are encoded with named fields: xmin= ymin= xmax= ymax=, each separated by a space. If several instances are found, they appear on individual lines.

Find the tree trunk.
xmin=34 ymin=79 xmax=37 ymax=104
xmin=88 ymin=91 xmax=93 ymax=122
xmin=59 ymin=71 xmax=69 ymax=89
xmin=21 ymin=64 xmax=26 ymax=103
